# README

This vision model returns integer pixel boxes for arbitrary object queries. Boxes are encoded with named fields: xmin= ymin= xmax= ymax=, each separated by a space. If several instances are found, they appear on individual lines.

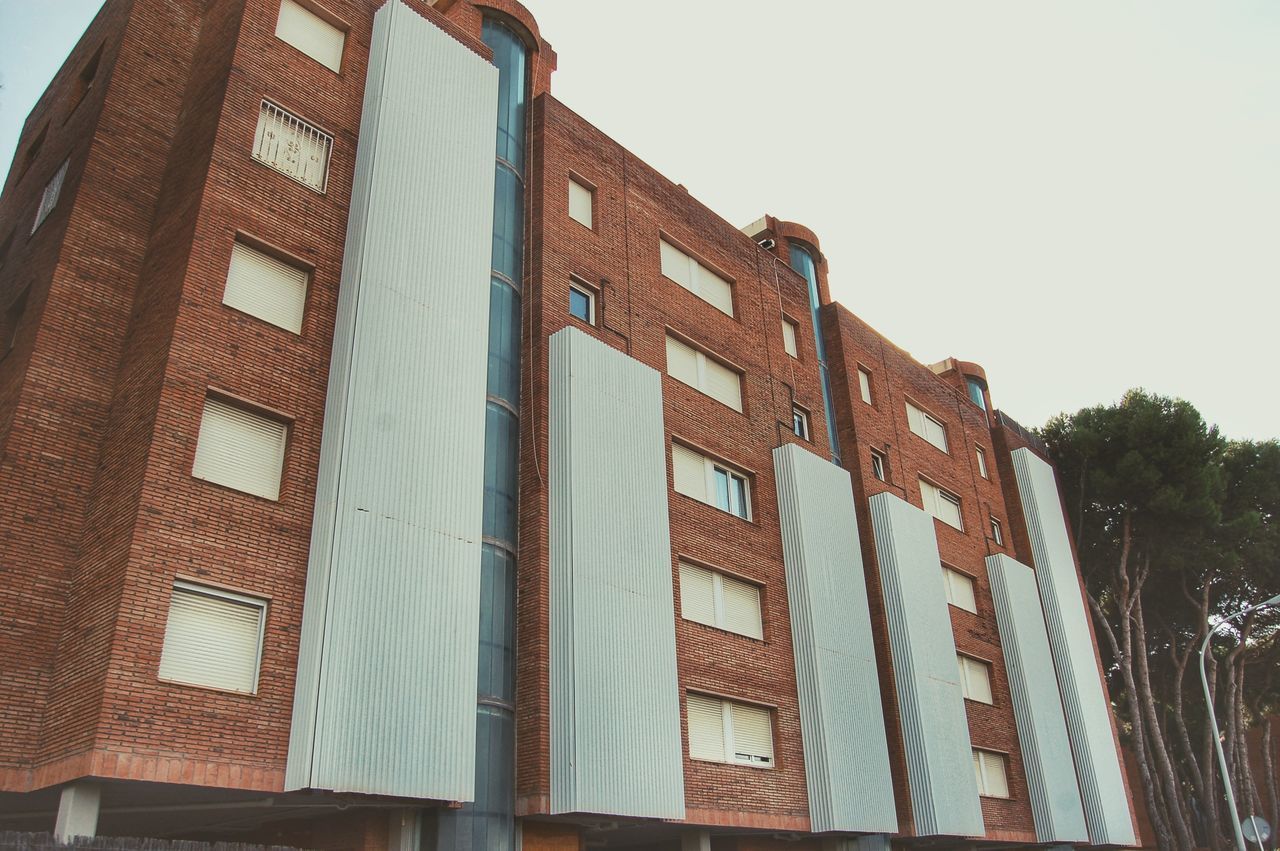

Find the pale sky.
xmin=3 ymin=1 xmax=1277 ymax=440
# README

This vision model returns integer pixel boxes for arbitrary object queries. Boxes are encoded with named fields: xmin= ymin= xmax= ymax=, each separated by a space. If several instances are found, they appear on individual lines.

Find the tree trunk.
xmin=1264 ymin=722 xmax=1279 ymax=845
xmin=1204 ymin=655 xmax=1225 ymax=849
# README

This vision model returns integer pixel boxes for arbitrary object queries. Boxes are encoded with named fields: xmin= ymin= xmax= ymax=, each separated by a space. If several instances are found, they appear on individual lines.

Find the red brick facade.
xmin=0 ymin=0 xmax=1134 ymax=848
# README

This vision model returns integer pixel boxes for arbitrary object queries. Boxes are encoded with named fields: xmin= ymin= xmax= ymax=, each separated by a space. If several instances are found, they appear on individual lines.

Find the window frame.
xmin=905 ymin=399 xmax=949 ymax=453
xmin=567 ymin=173 xmax=594 ymax=229
xmin=678 ymin=560 xmax=764 ymax=640
xmin=192 ymin=393 xmax=291 ymax=501
xmin=672 ymin=442 xmax=753 ymax=522
xmin=943 ymin=564 xmax=978 ymax=614
xmin=158 ymin=580 xmax=268 ymax=695
xmin=976 ymin=445 xmax=989 ymax=479
xmin=919 ymin=477 xmax=964 ymax=531
xmin=687 ymin=692 xmax=776 ymax=769
xmin=568 ymin=277 xmax=596 ymax=325
xmin=990 ymin=516 xmax=1004 ymax=546
xmin=251 ymin=99 xmax=334 ymax=194
xmin=870 ymin=448 xmax=887 ymax=482
xmin=792 ymin=405 xmax=810 ymax=441
xmin=781 ymin=317 xmax=799 ymax=358
xmin=222 ymin=235 xmax=311 ymax=334
xmin=973 ymin=748 xmax=1011 ymax=798
xmin=274 ymin=0 xmax=348 ymax=73
xmin=664 ymin=332 xmax=743 ymax=412
xmin=858 ymin=367 xmax=873 ymax=405
xmin=658 ymin=235 xmax=734 ymax=317
xmin=957 ymin=653 xmax=994 ymax=705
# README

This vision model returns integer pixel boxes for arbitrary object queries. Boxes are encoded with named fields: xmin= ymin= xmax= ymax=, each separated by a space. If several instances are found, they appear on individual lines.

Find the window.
xmin=870 ymin=449 xmax=887 ymax=482
xmin=252 ymin=101 xmax=332 ymax=192
xmin=192 ymin=397 xmax=289 ymax=500
xmin=958 ymin=654 xmax=993 ymax=704
xmin=672 ymin=443 xmax=751 ymax=520
xmin=31 ymin=160 xmax=69 ymax=234
xmin=781 ymin=318 xmax=798 ymax=358
xmin=275 ymin=0 xmax=345 ymax=72
xmin=665 ymin=334 xmax=742 ymax=412
xmin=906 ymin=401 xmax=948 ymax=451
xmin=943 ymin=566 xmax=978 ymax=613
xmin=15 ymin=124 xmax=47 ymax=184
xmin=976 ymin=446 xmax=989 ymax=478
xmin=792 ymin=406 xmax=810 ymax=441
xmin=967 ymin=377 xmax=987 ymax=411
xmin=568 ymin=177 xmax=593 ymax=228
xmin=687 ymin=694 xmax=774 ymax=767
xmin=973 ymin=749 xmax=1010 ymax=798
xmin=679 ymin=562 xmax=763 ymax=639
xmin=919 ymin=478 xmax=963 ymax=530
xmin=568 ymin=280 xmax=595 ymax=324
xmin=659 ymin=239 xmax=733 ymax=316
xmin=223 ymin=240 xmax=309 ymax=333
xmin=4 ymin=288 xmax=30 ymax=352
xmin=0 ymin=230 xmax=13 ymax=272
xmin=158 ymin=581 xmax=266 ymax=694
xmin=990 ymin=516 xmax=1004 ymax=546
xmin=69 ymin=44 xmax=103 ymax=113
xmin=858 ymin=368 xmax=873 ymax=405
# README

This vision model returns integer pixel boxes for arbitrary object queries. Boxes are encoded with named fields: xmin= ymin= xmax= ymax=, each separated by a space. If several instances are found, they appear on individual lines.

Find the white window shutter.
xmin=672 ymin=444 xmax=708 ymax=503
xmin=859 ymin=369 xmax=873 ymax=404
xmin=926 ymin=416 xmax=949 ymax=451
xmin=959 ymin=655 xmax=993 ymax=704
xmin=781 ymin=320 xmax=798 ymax=357
xmin=568 ymin=179 xmax=592 ymax=227
xmin=696 ymin=265 xmax=734 ymax=316
xmin=275 ymin=0 xmax=345 ymax=72
xmin=906 ymin=402 xmax=927 ymax=439
xmin=679 ymin=562 xmax=717 ymax=628
xmin=192 ymin=398 xmax=288 ymax=500
xmin=687 ymin=694 xmax=726 ymax=762
xmin=158 ymin=583 xmax=265 ymax=693
xmin=660 ymin=240 xmax=733 ymax=316
xmin=728 ymin=702 xmax=774 ymax=765
xmin=721 ymin=575 xmax=763 ymax=640
xmin=660 ymin=240 xmax=694 ymax=290
xmin=665 ymin=335 xmax=700 ymax=388
xmin=976 ymin=447 xmax=989 ymax=478
xmin=700 ymin=355 xmax=742 ymax=412
xmin=945 ymin=566 xmax=978 ymax=613
xmin=976 ymin=750 xmax=1010 ymax=797
xmin=223 ymin=242 xmax=308 ymax=333
xmin=921 ymin=479 xmax=962 ymax=530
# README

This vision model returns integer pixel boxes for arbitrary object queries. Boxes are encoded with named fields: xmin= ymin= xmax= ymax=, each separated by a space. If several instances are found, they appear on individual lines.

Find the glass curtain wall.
xmin=789 ymin=243 xmax=841 ymax=463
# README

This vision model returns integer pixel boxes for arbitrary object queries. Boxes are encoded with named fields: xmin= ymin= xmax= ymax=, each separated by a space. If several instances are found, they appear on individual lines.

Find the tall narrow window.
xmin=976 ymin=446 xmax=989 ymax=479
xmin=687 ymin=694 xmax=774 ymax=767
xmin=678 ymin=562 xmax=763 ymax=639
xmin=990 ymin=516 xmax=1004 ymax=546
xmin=568 ymin=280 xmax=595 ymax=324
xmin=158 ymin=582 xmax=266 ymax=694
xmin=659 ymin=239 xmax=733 ymax=316
xmin=31 ymin=160 xmax=69 ymax=234
xmin=568 ymin=177 xmax=593 ymax=228
xmin=192 ymin=397 xmax=289 ymax=500
xmin=781 ymin=318 xmax=798 ymax=358
xmin=15 ymin=125 xmax=47 ymax=184
xmin=223 ymin=240 xmax=309 ymax=333
xmin=665 ymin=334 xmax=742 ymax=412
xmin=792 ymin=405 xmax=810 ymax=441
xmin=958 ymin=654 xmax=994 ymax=704
xmin=973 ymin=749 xmax=1010 ymax=798
xmin=906 ymin=401 xmax=948 ymax=451
xmin=672 ymin=443 xmax=751 ymax=521
xmin=943 ymin=565 xmax=978 ymax=613
xmin=252 ymin=101 xmax=333 ymax=192
xmin=4 ymin=287 xmax=30 ymax=352
xmin=69 ymin=44 xmax=104 ymax=113
xmin=919 ymin=478 xmax=963 ymax=530
xmin=275 ymin=0 xmax=345 ymax=72
xmin=858 ymin=368 xmax=873 ymax=405
xmin=870 ymin=449 xmax=887 ymax=482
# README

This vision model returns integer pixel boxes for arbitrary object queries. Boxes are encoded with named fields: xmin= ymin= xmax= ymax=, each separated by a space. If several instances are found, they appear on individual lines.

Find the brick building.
xmin=0 ymin=1 xmax=1139 ymax=849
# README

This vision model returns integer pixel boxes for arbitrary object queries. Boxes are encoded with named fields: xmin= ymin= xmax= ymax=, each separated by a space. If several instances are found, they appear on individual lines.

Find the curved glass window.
xmin=967 ymin=377 xmax=987 ymax=410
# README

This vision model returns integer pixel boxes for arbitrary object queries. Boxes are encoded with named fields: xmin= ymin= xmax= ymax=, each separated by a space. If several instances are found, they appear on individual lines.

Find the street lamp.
xmin=1199 ymin=593 xmax=1280 ymax=851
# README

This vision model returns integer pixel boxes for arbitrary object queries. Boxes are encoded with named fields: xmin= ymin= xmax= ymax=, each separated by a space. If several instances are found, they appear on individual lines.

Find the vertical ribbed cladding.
xmin=1010 ymin=449 xmax=1136 ymax=846
xmin=772 ymin=444 xmax=897 ymax=834
xmin=547 ymin=328 xmax=685 ymax=818
xmin=867 ymin=493 xmax=984 ymax=838
xmin=286 ymin=0 xmax=498 ymax=801
xmin=986 ymin=554 xmax=1089 ymax=844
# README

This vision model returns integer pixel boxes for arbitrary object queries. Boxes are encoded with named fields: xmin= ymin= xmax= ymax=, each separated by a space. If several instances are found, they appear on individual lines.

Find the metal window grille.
xmin=252 ymin=100 xmax=332 ymax=193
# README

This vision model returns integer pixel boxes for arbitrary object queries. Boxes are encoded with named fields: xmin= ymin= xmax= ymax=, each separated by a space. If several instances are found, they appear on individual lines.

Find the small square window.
xmin=870 ymin=449 xmax=887 ymax=482
xmin=958 ymin=654 xmax=994 ymax=704
xmin=276 ymin=0 xmax=346 ymax=72
xmin=990 ymin=516 xmax=1004 ymax=546
xmin=568 ymin=281 xmax=595 ymax=324
xmin=568 ymin=177 xmax=593 ymax=228
xmin=158 ymin=581 xmax=267 ymax=694
xmin=976 ymin=446 xmax=989 ymax=479
xmin=792 ymin=405 xmax=810 ymax=440
xmin=943 ymin=565 xmax=978 ymax=613
xmin=973 ymin=749 xmax=1010 ymax=798
xmin=192 ymin=396 xmax=289 ymax=500
xmin=858 ymin=368 xmax=873 ymax=405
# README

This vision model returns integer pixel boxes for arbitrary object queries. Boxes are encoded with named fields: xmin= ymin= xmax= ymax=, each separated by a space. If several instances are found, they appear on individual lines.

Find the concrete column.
xmin=821 ymin=836 xmax=890 ymax=851
xmin=387 ymin=809 xmax=422 ymax=851
xmin=680 ymin=830 xmax=710 ymax=851
xmin=53 ymin=781 xmax=101 ymax=842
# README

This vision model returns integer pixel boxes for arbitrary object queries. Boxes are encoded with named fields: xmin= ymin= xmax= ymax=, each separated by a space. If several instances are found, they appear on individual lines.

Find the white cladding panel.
xmin=868 ymin=492 xmax=984 ymax=838
xmin=1011 ymin=449 xmax=1136 ymax=846
xmin=549 ymin=327 xmax=685 ymax=818
xmin=286 ymin=0 xmax=497 ymax=802
xmin=773 ymin=444 xmax=898 ymax=834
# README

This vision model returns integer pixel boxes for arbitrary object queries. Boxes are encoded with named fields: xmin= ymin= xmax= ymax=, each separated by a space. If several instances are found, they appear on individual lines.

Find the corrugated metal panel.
xmin=868 ymin=492 xmax=984 ymax=838
xmin=549 ymin=327 xmax=685 ymax=818
xmin=773 ymin=444 xmax=897 ymax=834
xmin=285 ymin=0 xmax=497 ymax=802
xmin=1011 ymin=449 xmax=1137 ymax=846
xmin=987 ymin=554 xmax=1089 ymax=843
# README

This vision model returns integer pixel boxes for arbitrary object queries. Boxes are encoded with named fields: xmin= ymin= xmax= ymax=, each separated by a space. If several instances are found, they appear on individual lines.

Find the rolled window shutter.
xmin=276 ymin=0 xmax=345 ymax=72
xmin=906 ymin=402 xmax=926 ymax=438
xmin=568 ymin=179 xmax=592 ymax=227
xmin=721 ymin=574 xmax=762 ymax=639
xmin=687 ymin=695 xmax=726 ymax=762
xmin=728 ymin=702 xmax=774 ymax=764
xmin=781 ymin=320 xmax=798 ymax=357
xmin=223 ymin=242 xmax=308 ymax=333
xmin=660 ymin=240 xmax=693 ymax=289
xmin=672 ymin=444 xmax=708 ymax=503
xmin=945 ymin=567 xmax=978 ymax=613
xmin=696 ymin=264 xmax=733 ymax=316
xmin=665 ymin=335 xmax=700 ymax=388
xmin=678 ymin=562 xmax=717 ymax=627
xmin=926 ymin=416 xmax=949 ymax=451
xmin=700 ymin=355 xmax=742 ymax=412
xmin=158 ymin=584 xmax=265 ymax=693
xmin=192 ymin=398 xmax=288 ymax=500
